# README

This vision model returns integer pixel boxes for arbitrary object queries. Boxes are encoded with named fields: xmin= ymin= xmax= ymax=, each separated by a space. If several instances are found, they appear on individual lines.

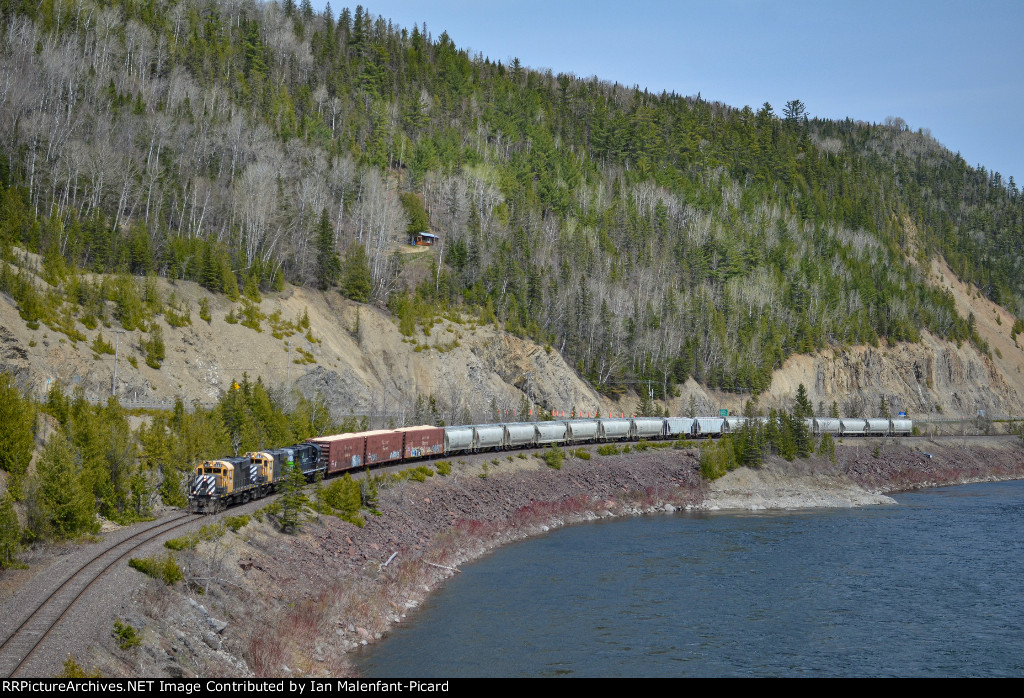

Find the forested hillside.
xmin=1 ymin=0 xmax=1023 ymax=403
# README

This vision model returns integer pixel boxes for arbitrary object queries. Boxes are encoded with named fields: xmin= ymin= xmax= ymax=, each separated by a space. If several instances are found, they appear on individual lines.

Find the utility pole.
xmin=111 ymin=330 xmax=126 ymax=396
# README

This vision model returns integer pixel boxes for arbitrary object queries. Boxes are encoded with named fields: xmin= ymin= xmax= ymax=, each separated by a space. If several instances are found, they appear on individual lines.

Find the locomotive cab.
xmin=247 ymin=450 xmax=284 ymax=487
xmin=189 ymin=460 xmax=235 ymax=512
xmin=188 ymin=456 xmax=253 ymax=512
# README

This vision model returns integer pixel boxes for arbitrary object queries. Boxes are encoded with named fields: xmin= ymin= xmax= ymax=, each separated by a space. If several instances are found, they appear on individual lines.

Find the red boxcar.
xmin=363 ymin=429 xmax=405 ymax=466
xmin=309 ymin=433 xmax=366 ymax=475
xmin=400 ymin=425 xmax=445 ymax=459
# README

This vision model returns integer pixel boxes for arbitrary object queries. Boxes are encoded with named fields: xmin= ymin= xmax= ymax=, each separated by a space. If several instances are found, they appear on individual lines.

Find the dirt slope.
xmin=3 ymin=254 xmax=1024 ymax=421
xmin=0 ymin=272 xmax=611 ymax=424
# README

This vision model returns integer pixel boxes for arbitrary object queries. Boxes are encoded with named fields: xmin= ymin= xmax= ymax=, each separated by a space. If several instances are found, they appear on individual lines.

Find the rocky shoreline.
xmin=9 ymin=436 xmax=1024 ymax=678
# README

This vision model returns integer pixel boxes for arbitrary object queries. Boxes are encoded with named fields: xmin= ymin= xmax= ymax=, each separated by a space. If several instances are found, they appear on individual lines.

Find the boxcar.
xmin=310 ymin=433 xmax=366 ymax=475
xmin=402 ymin=425 xmax=445 ymax=459
xmin=364 ymin=429 xmax=405 ymax=466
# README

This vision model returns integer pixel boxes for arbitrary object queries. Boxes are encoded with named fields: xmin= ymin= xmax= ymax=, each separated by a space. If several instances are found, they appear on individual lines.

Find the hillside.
xmin=0 ymin=248 xmax=610 ymax=423
xmin=1 ymin=0 xmax=1023 ymax=411
xmin=4 ymin=242 xmax=1024 ymax=424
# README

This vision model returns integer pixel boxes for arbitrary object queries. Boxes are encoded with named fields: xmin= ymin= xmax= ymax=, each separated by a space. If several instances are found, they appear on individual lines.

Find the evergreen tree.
xmin=278 ymin=462 xmax=306 ymax=533
xmin=341 ymin=243 xmax=372 ymax=302
xmin=0 ymin=492 xmax=21 ymax=568
xmin=315 ymin=208 xmax=341 ymax=290
xmin=0 ymin=373 xmax=35 ymax=499
xmin=794 ymin=383 xmax=813 ymax=419
xmin=400 ymin=192 xmax=430 ymax=234
xmin=29 ymin=434 xmax=97 ymax=541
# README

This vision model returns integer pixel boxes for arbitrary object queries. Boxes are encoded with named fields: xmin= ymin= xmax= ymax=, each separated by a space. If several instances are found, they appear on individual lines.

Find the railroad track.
xmin=0 ymin=512 xmax=201 ymax=678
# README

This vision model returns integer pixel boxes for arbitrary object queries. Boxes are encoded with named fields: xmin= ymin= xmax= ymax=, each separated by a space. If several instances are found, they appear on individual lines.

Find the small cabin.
xmin=410 ymin=232 xmax=439 ymax=246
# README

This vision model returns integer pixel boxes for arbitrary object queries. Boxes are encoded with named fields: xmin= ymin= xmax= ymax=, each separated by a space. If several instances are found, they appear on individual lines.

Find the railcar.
xmin=536 ymin=421 xmax=568 ymax=445
xmin=665 ymin=417 xmax=696 ymax=439
xmin=695 ymin=417 xmax=725 ymax=437
xmin=814 ymin=418 xmax=841 ymax=435
xmin=403 ymin=425 xmax=445 ymax=459
xmin=505 ymin=422 xmax=538 ymax=449
xmin=443 ymin=426 xmax=475 ymax=454
xmin=633 ymin=417 xmax=668 ymax=440
xmin=565 ymin=419 xmax=600 ymax=444
xmin=599 ymin=418 xmax=633 ymax=441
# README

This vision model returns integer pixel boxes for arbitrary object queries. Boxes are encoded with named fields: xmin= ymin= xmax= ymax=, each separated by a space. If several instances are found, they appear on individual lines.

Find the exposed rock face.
xmin=744 ymin=332 xmax=1024 ymax=419
xmin=3 ymin=267 xmax=1023 ymax=420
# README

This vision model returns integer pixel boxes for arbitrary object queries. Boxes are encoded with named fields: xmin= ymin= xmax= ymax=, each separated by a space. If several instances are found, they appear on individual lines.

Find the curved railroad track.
xmin=0 ymin=512 xmax=201 ymax=678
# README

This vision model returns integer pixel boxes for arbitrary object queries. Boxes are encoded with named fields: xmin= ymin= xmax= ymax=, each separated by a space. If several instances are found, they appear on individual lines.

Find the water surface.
xmin=356 ymin=481 xmax=1024 ymax=677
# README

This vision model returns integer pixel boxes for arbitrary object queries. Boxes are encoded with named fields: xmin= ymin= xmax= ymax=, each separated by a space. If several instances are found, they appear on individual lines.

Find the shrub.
xmin=239 ymin=299 xmax=264 ymax=332
xmin=699 ymin=437 xmax=737 ymax=481
xmin=164 ymin=522 xmax=225 ymax=550
xmin=57 ymin=656 xmax=102 ymax=678
xmin=129 ymin=553 xmax=183 ymax=585
xmin=113 ymin=619 xmax=141 ymax=650
xmin=435 ymin=460 xmax=452 ymax=475
xmin=224 ymin=515 xmax=250 ymax=532
xmin=541 ymin=446 xmax=564 ymax=470
xmin=321 ymin=475 xmax=364 ymax=527
xmin=572 ymin=448 xmax=591 ymax=460
xmin=597 ymin=444 xmax=621 ymax=456
xmin=90 ymin=333 xmax=115 ymax=355
xmin=142 ymin=325 xmax=165 ymax=369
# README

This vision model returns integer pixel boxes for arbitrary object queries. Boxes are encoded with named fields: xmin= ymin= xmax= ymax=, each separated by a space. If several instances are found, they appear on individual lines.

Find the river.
xmin=355 ymin=480 xmax=1024 ymax=677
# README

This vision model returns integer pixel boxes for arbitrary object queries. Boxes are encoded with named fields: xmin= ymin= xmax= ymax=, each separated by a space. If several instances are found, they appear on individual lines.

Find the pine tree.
xmin=0 ymin=373 xmax=35 ymax=499
xmin=794 ymin=383 xmax=813 ymax=419
xmin=0 ymin=492 xmax=21 ymax=568
xmin=30 ymin=434 xmax=96 ymax=541
xmin=315 ymin=208 xmax=341 ymax=290
xmin=278 ymin=462 xmax=306 ymax=533
xmin=341 ymin=243 xmax=372 ymax=302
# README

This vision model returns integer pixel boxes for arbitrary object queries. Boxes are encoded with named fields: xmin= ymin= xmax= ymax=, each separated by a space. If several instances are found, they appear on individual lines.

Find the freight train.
xmin=187 ymin=415 xmax=913 ymax=512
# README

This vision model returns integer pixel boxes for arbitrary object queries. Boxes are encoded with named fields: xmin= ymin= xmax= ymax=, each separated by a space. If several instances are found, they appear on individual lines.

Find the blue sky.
xmin=310 ymin=0 xmax=1024 ymax=185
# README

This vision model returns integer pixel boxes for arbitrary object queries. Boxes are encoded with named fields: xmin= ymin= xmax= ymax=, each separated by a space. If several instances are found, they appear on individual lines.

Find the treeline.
xmin=0 ymin=0 xmax=1021 ymax=403
xmin=0 ymin=371 xmax=347 ymax=568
